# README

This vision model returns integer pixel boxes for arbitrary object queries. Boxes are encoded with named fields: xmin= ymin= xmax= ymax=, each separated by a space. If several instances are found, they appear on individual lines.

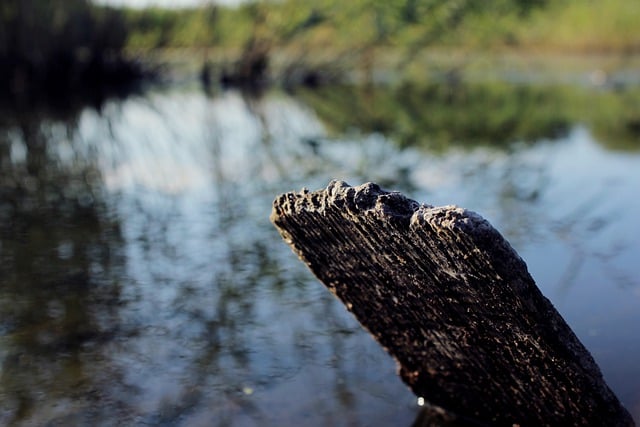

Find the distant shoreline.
xmin=135 ymin=46 xmax=640 ymax=90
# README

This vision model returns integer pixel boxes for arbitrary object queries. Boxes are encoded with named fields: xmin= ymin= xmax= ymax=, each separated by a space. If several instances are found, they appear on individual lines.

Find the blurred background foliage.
xmin=118 ymin=0 xmax=639 ymax=54
xmin=1 ymin=0 xmax=639 ymax=145
xmin=0 ymin=0 xmax=144 ymax=107
xmin=2 ymin=0 xmax=639 ymax=97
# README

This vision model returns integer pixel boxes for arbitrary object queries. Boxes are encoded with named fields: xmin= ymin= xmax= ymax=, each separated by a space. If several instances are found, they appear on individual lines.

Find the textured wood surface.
xmin=271 ymin=180 xmax=634 ymax=426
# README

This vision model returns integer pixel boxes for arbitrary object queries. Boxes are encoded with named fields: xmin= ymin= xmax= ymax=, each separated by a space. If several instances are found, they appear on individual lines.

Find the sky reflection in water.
xmin=0 ymin=86 xmax=639 ymax=425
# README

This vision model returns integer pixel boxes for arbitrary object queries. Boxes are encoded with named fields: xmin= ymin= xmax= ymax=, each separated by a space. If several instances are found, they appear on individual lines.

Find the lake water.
xmin=1 ymin=79 xmax=639 ymax=425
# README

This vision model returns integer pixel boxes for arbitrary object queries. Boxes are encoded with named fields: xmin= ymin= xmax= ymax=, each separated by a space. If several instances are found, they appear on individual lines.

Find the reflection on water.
xmin=1 ymin=82 xmax=639 ymax=425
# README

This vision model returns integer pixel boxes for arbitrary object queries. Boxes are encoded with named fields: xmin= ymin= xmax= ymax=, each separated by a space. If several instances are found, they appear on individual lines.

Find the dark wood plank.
xmin=271 ymin=180 xmax=634 ymax=426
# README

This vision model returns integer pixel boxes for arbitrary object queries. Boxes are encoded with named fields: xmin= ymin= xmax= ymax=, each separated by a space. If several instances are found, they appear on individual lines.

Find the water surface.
xmin=1 ymin=81 xmax=639 ymax=425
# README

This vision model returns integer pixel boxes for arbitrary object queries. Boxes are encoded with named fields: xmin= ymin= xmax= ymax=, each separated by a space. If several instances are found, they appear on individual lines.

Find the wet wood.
xmin=271 ymin=180 xmax=634 ymax=427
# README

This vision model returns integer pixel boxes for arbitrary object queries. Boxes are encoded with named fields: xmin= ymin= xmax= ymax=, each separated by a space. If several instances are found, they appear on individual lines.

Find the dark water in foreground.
xmin=1 ymin=81 xmax=639 ymax=425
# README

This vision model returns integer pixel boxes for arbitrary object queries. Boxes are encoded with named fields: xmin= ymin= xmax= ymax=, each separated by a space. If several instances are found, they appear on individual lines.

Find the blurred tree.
xmin=0 ymin=0 xmax=140 ymax=104
xmin=0 ymin=0 xmax=126 ymax=61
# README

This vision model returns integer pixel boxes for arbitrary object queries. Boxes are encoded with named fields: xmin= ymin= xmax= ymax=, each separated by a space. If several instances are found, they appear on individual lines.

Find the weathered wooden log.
xmin=270 ymin=180 xmax=634 ymax=427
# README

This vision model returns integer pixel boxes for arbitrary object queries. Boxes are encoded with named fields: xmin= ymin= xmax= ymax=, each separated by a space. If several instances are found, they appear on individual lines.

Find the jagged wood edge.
xmin=271 ymin=180 xmax=633 ymax=426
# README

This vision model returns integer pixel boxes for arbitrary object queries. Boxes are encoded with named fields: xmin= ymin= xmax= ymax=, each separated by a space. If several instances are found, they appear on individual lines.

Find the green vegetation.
xmin=121 ymin=0 xmax=545 ymax=51
xmin=114 ymin=0 xmax=640 ymax=88
xmin=119 ymin=0 xmax=544 ymax=77
xmin=517 ymin=0 xmax=640 ymax=52
xmin=123 ymin=5 xmax=224 ymax=50
xmin=50 ymin=0 xmax=637 ymax=149
xmin=2 ymin=0 xmax=639 ymax=100
xmin=121 ymin=0 xmax=639 ymax=60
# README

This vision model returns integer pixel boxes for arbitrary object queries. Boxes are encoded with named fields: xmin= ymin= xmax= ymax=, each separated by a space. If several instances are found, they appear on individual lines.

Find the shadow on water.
xmin=1 ymin=79 xmax=639 ymax=425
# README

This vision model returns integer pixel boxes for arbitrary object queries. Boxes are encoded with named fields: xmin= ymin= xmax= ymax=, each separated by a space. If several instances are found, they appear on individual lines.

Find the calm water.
xmin=1 ymin=80 xmax=639 ymax=425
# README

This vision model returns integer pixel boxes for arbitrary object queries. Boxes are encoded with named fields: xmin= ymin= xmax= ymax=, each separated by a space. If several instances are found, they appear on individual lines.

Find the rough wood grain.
xmin=270 ymin=180 xmax=634 ymax=427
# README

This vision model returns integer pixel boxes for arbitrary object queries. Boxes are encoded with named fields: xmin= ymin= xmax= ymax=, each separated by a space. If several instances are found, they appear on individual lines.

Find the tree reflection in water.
xmin=0 ymin=89 xmax=418 ymax=426
xmin=0 ymin=83 xmax=639 ymax=425
xmin=0 ymin=111 xmax=127 ymax=423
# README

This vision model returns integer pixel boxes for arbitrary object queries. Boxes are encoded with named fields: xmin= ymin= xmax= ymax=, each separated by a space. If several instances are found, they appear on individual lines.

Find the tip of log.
xmin=271 ymin=180 xmax=634 ymax=427
xmin=272 ymin=179 xmax=494 ymax=230
xmin=271 ymin=180 xmax=421 ymax=219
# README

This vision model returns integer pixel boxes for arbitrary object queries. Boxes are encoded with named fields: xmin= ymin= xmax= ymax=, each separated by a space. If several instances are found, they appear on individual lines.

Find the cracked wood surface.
xmin=271 ymin=180 xmax=633 ymax=426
